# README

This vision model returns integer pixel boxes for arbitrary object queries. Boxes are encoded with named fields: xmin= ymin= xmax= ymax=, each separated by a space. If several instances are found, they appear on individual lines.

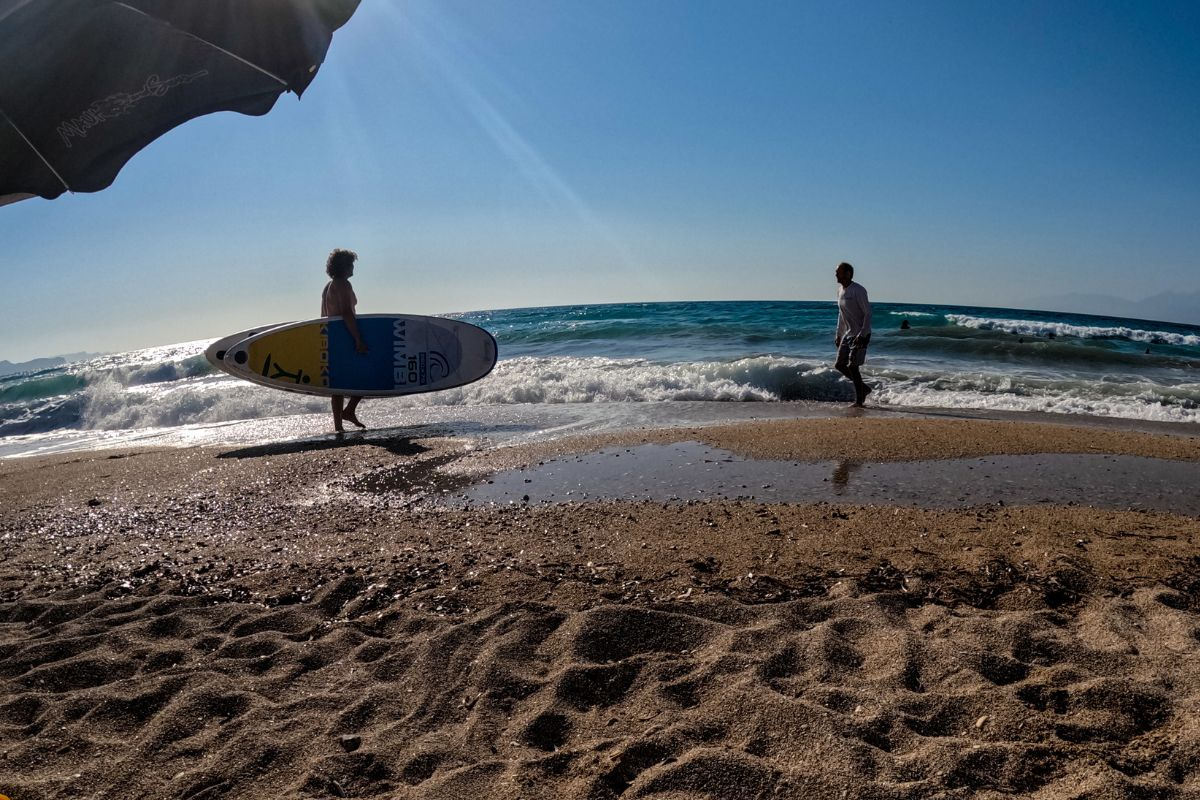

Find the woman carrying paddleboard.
xmin=322 ymin=248 xmax=369 ymax=432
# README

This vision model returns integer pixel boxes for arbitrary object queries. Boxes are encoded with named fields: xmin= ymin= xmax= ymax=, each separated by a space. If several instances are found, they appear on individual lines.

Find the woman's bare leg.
xmin=343 ymin=397 xmax=366 ymax=428
xmin=331 ymin=395 xmax=345 ymax=432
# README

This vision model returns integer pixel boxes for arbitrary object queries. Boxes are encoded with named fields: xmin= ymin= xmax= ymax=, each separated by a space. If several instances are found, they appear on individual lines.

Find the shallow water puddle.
xmin=459 ymin=442 xmax=1200 ymax=516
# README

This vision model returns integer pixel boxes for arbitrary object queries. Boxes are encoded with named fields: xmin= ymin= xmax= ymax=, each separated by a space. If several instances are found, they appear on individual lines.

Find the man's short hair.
xmin=326 ymin=248 xmax=358 ymax=279
xmin=838 ymin=262 xmax=854 ymax=278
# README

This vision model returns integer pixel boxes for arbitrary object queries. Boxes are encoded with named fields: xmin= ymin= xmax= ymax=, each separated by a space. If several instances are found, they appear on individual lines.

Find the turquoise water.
xmin=474 ymin=300 xmax=1200 ymax=370
xmin=1 ymin=301 xmax=1198 ymax=455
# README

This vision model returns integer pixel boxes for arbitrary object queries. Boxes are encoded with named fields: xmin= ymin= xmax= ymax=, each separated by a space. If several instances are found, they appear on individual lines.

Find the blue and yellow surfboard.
xmin=220 ymin=314 xmax=497 ymax=397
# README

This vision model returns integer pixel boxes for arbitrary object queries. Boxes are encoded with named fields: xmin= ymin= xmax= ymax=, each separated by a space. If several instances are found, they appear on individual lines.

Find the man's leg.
xmin=846 ymin=364 xmax=869 ymax=406
xmin=835 ymin=342 xmax=863 ymax=405
xmin=848 ymin=338 xmax=873 ymax=405
xmin=834 ymin=342 xmax=852 ymax=380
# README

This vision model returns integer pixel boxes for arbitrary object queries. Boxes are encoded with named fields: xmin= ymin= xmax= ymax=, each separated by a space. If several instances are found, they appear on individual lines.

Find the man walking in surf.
xmin=834 ymin=261 xmax=873 ymax=407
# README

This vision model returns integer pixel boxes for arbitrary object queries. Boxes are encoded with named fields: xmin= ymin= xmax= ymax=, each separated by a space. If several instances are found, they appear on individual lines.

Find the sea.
xmin=2 ymin=301 xmax=1198 ymax=458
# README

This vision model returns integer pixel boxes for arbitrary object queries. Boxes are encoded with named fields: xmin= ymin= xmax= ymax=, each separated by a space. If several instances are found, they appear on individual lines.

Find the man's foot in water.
xmin=852 ymin=383 xmax=873 ymax=407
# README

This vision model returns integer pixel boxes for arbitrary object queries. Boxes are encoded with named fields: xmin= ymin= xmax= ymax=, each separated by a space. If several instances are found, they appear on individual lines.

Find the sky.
xmin=3 ymin=0 xmax=1200 ymax=361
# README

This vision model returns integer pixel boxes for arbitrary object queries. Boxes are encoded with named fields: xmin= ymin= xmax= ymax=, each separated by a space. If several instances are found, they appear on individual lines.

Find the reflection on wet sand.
xmin=831 ymin=460 xmax=864 ymax=492
xmin=461 ymin=442 xmax=1200 ymax=517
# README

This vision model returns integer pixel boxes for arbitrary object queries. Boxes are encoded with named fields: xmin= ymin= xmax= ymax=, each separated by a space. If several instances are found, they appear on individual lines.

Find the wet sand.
xmin=3 ymin=416 xmax=1200 ymax=799
xmin=463 ymin=443 xmax=1200 ymax=514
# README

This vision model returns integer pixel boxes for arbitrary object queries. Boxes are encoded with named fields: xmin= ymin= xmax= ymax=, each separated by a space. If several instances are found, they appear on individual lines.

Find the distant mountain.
xmin=0 ymin=352 xmax=103 ymax=377
xmin=1029 ymin=290 xmax=1200 ymax=326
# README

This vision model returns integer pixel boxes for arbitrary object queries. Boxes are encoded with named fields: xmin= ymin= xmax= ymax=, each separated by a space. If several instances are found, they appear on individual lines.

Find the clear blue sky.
xmin=3 ymin=0 xmax=1199 ymax=361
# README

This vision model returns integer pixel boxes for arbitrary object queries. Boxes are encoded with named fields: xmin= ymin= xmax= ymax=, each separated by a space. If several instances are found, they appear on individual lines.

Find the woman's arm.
xmin=343 ymin=307 xmax=367 ymax=353
xmin=333 ymin=280 xmax=367 ymax=353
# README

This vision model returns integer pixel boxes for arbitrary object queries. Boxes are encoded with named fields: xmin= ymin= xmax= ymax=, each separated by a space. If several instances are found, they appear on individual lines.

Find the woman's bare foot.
xmin=343 ymin=413 xmax=367 ymax=429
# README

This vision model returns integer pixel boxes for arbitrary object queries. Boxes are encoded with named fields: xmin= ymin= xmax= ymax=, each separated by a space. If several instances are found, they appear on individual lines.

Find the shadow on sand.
xmin=216 ymin=428 xmax=435 ymax=460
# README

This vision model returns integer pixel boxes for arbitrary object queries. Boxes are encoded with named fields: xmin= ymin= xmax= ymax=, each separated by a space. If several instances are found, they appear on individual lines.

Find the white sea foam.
xmin=381 ymin=356 xmax=845 ymax=406
xmin=889 ymin=310 xmax=937 ymax=317
xmin=67 ymin=353 xmax=1200 ymax=437
xmin=79 ymin=374 xmax=325 ymax=430
xmin=70 ymin=356 xmax=851 ymax=431
xmin=872 ymin=370 xmax=1200 ymax=423
xmin=946 ymin=314 xmax=1200 ymax=346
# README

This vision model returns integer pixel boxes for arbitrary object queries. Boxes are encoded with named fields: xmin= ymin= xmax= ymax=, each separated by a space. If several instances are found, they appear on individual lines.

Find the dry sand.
xmin=2 ymin=417 xmax=1200 ymax=799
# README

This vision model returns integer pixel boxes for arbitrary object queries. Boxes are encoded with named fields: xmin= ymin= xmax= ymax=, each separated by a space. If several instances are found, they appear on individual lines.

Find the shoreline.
xmin=3 ymin=415 xmax=1200 ymax=799
xmin=3 ymin=399 xmax=1199 ymax=461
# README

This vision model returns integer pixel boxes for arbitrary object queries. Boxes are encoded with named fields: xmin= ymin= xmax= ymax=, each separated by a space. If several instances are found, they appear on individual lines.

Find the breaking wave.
xmin=946 ymin=314 xmax=1200 ymax=347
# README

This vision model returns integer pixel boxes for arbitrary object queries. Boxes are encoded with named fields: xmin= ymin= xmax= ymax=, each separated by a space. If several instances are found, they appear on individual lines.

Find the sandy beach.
xmin=8 ymin=1 xmax=1200 ymax=797
xmin=3 ymin=415 xmax=1200 ymax=799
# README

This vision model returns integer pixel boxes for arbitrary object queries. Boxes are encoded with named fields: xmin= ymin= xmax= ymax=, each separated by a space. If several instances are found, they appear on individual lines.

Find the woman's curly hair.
xmin=326 ymin=248 xmax=358 ymax=279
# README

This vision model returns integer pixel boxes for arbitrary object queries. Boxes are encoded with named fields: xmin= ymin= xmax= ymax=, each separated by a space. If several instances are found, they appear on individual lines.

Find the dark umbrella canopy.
xmin=0 ymin=0 xmax=360 ymax=205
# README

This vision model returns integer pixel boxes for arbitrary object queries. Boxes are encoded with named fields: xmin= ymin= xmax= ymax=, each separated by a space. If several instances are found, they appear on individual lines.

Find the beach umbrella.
xmin=0 ymin=0 xmax=360 ymax=206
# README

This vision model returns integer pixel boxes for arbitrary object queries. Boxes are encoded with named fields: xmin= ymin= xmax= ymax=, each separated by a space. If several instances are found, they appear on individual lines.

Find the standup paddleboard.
xmin=204 ymin=323 xmax=293 ymax=377
xmin=222 ymin=314 xmax=497 ymax=397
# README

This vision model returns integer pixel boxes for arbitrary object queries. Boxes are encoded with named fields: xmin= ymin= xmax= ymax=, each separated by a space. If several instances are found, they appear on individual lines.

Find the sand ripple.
xmin=4 ymin=573 xmax=1200 ymax=799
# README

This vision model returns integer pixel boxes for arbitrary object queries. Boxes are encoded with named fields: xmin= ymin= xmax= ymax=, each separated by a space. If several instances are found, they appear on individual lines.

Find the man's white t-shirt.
xmin=836 ymin=281 xmax=872 ymax=343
